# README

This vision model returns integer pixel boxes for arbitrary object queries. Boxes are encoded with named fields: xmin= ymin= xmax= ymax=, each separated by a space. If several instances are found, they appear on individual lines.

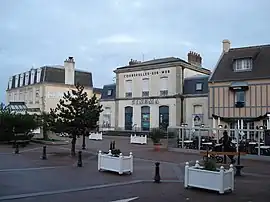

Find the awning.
xmin=212 ymin=113 xmax=270 ymax=123
xmin=229 ymin=82 xmax=249 ymax=91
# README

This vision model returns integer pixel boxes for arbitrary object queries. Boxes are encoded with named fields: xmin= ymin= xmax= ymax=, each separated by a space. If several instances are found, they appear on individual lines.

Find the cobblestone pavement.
xmin=1 ymin=136 xmax=270 ymax=201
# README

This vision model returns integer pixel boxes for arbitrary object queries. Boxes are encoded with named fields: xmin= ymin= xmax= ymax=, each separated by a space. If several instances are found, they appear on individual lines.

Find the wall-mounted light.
xmin=218 ymin=125 xmax=223 ymax=129
xmin=259 ymin=126 xmax=264 ymax=130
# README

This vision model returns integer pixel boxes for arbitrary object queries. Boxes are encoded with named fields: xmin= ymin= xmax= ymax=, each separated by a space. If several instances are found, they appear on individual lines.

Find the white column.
xmin=240 ymin=119 xmax=244 ymax=140
xmin=267 ymin=114 xmax=270 ymax=129
xmin=218 ymin=117 xmax=220 ymax=126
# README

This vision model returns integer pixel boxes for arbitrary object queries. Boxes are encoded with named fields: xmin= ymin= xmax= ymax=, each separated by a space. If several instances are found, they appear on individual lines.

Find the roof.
xmin=7 ymin=66 xmax=93 ymax=90
xmin=209 ymin=44 xmax=270 ymax=82
xmin=183 ymin=75 xmax=209 ymax=95
xmin=114 ymin=57 xmax=211 ymax=74
xmin=100 ymin=84 xmax=116 ymax=100
xmin=93 ymin=87 xmax=103 ymax=94
xmin=4 ymin=102 xmax=28 ymax=112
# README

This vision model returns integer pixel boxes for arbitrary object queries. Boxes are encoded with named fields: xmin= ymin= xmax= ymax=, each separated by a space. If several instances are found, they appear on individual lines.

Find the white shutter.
xmin=160 ymin=77 xmax=168 ymax=91
xmin=142 ymin=78 xmax=149 ymax=91
xmin=125 ymin=80 xmax=132 ymax=92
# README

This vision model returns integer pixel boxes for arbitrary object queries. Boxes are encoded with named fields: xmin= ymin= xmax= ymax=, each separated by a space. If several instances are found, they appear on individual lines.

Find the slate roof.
xmin=7 ymin=66 xmax=93 ymax=90
xmin=183 ymin=75 xmax=209 ymax=95
xmin=93 ymin=87 xmax=103 ymax=94
xmin=115 ymin=57 xmax=211 ymax=74
xmin=100 ymin=84 xmax=116 ymax=100
xmin=209 ymin=44 xmax=270 ymax=82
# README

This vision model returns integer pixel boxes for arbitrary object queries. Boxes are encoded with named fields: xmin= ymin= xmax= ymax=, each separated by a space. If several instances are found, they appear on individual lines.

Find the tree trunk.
xmin=71 ymin=136 xmax=76 ymax=156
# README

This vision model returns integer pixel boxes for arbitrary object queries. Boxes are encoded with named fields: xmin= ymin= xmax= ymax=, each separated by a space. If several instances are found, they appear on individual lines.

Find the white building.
xmin=100 ymin=52 xmax=211 ymax=131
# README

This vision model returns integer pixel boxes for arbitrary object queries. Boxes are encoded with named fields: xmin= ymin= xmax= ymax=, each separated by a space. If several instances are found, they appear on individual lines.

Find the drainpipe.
xmin=180 ymin=66 xmax=185 ymax=124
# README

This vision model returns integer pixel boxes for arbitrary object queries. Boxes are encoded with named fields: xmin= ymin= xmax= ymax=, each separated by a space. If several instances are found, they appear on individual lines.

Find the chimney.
xmin=64 ymin=56 xmax=75 ymax=85
xmin=187 ymin=51 xmax=202 ymax=67
xmin=222 ymin=39 xmax=231 ymax=52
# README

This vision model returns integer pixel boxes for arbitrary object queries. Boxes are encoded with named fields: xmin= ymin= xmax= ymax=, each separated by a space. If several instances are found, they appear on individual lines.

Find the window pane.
xmin=125 ymin=80 xmax=132 ymax=92
xmin=160 ymin=77 xmax=168 ymax=91
xmin=142 ymin=78 xmax=149 ymax=92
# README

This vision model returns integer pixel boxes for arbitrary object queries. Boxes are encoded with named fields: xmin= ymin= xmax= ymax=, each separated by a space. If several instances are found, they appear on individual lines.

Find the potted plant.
xmin=184 ymin=159 xmax=234 ymax=194
xmin=149 ymin=128 xmax=164 ymax=151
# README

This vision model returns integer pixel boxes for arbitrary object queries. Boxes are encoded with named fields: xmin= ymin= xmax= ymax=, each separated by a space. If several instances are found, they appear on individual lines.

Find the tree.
xmin=50 ymin=84 xmax=103 ymax=156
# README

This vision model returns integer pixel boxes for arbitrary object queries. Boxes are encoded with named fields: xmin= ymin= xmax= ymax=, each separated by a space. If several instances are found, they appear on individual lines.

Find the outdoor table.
xmin=255 ymin=145 xmax=270 ymax=156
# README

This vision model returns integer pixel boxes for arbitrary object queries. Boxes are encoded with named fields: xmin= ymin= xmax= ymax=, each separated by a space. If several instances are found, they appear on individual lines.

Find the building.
xmin=99 ymin=52 xmax=211 ymax=131
xmin=209 ymin=40 xmax=270 ymax=139
xmin=6 ymin=57 xmax=96 ymax=114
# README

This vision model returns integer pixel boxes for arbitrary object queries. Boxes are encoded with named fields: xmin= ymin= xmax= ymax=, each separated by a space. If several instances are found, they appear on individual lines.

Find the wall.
xmin=117 ymin=66 xmax=176 ymax=98
xmin=44 ymin=84 xmax=93 ymax=112
xmin=209 ymin=79 xmax=270 ymax=118
xmin=184 ymin=96 xmax=209 ymax=127
xmin=117 ymin=98 xmax=177 ymax=129
xmin=99 ymin=100 xmax=116 ymax=128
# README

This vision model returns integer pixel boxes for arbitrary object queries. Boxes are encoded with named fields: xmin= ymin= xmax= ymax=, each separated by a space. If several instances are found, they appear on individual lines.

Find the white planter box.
xmin=98 ymin=150 xmax=133 ymax=175
xmin=130 ymin=134 xmax=147 ymax=144
xmin=184 ymin=161 xmax=234 ymax=194
xmin=89 ymin=132 xmax=102 ymax=140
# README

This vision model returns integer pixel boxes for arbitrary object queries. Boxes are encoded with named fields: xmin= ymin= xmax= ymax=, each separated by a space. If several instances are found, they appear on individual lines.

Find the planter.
xmin=184 ymin=161 xmax=234 ymax=194
xmin=98 ymin=150 xmax=133 ymax=175
xmin=130 ymin=134 xmax=147 ymax=144
xmin=89 ymin=132 xmax=102 ymax=140
xmin=153 ymin=143 xmax=162 ymax=151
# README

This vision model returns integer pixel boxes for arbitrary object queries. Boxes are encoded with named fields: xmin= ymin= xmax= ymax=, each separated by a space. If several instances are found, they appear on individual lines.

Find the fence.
xmin=167 ymin=126 xmax=270 ymax=156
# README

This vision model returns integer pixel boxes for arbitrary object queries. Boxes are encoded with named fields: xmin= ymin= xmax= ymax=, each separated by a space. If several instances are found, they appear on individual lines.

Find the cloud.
xmin=97 ymin=34 xmax=140 ymax=45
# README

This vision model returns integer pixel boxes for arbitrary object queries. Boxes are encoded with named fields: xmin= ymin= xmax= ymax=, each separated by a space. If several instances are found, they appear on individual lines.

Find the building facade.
xmin=100 ymin=52 xmax=211 ymax=131
xmin=209 ymin=40 xmax=270 ymax=139
xmin=6 ymin=57 xmax=97 ymax=114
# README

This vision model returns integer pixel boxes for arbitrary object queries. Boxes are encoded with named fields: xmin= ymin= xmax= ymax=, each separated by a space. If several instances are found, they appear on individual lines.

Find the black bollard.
xmin=77 ymin=151 xmax=83 ymax=167
xmin=112 ymin=141 xmax=115 ymax=150
xmin=110 ymin=141 xmax=113 ymax=150
xmin=154 ymin=162 xmax=161 ymax=183
xmin=14 ymin=143 xmax=19 ymax=154
xmin=41 ymin=146 xmax=47 ymax=160
xmin=235 ymin=151 xmax=243 ymax=176
xmin=82 ymin=135 xmax=86 ymax=150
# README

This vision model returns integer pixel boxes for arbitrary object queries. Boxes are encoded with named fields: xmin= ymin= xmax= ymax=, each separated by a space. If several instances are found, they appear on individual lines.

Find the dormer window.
xmin=107 ymin=89 xmax=112 ymax=96
xmin=196 ymin=83 xmax=202 ymax=91
xmin=233 ymin=58 xmax=252 ymax=72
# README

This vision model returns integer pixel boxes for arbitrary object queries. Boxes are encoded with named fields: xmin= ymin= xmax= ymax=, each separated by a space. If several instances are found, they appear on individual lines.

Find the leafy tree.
xmin=50 ymin=84 xmax=103 ymax=156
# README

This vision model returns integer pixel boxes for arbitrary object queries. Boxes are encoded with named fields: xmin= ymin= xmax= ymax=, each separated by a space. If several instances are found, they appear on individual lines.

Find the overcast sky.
xmin=1 ymin=0 xmax=270 ymax=102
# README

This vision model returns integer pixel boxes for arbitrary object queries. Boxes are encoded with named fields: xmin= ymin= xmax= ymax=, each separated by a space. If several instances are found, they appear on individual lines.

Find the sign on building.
xmin=132 ymin=98 xmax=159 ymax=105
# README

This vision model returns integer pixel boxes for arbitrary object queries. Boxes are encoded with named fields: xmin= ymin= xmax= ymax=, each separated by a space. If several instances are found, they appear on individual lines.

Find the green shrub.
xmin=149 ymin=128 xmax=164 ymax=144
xmin=204 ymin=159 xmax=217 ymax=171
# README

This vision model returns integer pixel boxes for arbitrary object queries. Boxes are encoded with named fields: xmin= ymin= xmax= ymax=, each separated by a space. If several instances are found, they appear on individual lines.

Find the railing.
xmin=167 ymin=126 xmax=270 ymax=157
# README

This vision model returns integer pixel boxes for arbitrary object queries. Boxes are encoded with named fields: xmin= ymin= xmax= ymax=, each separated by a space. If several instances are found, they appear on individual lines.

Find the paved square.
xmin=1 ymin=136 xmax=270 ymax=201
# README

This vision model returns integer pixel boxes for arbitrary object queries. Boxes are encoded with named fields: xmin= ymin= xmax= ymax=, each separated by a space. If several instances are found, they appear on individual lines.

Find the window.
xmin=107 ymin=89 xmax=112 ymax=96
xmin=125 ymin=80 xmax=132 ymax=97
xmin=35 ymin=89 xmax=40 ymax=103
xmin=229 ymin=122 xmax=236 ymax=139
xmin=233 ymin=58 xmax=252 ymax=71
xmin=196 ymin=83 xmax=202 ymax=91
xmin=125 ymin=106 xmax=133 ymax=130
xmin=19 ymin=92 xmax=23 ymax=101
xmin=29 ymin=89 xmax=33 ymax=103
xmin=15 ymin=75 xmax=19 ymax=88
xmin=193 ymin=105 xmax=203 ymax=127
xmin=8 ymin=77 xmax=12 ymax=89
xmin=102 ymin=107 xmax=111 ymax=128
xmin=30 ymin=70 xmax=35 ymax=84
xmin=141 ymin=106 xmax=150 ymax=131
xmin=249 ymin=122 xmax=255 ymax=139
xmin=159 ymin=106 xmax=169 ymax=130
xmin=36 ymin=68 xmax=42 ymax=83
xmin=235 ymin=91 xmax=245 ymax=107
xmin=142 ymin=78 xmax=149 ymax=97
xmin=25 ymin=72 xmax=29 ymax=85
xmin=160 ymin=76 xmax=168 ymax=96
xmin=14 ymin=93 xmax=17 ymax=101
xmin=19 ymin=74 xmax=24 ymax=87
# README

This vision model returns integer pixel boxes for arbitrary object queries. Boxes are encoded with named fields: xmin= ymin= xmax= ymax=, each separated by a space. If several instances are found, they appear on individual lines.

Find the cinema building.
xmin=99 ymin=52 xmax=211 ymax=131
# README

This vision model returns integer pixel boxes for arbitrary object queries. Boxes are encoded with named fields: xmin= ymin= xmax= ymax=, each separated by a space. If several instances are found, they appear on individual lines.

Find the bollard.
xmin=235 ymin=151 xmax=243 ymax=176
xmin=14 ymin=143 xmax=19 ymax=154
xmin=41 ymin=146 xmax=47 ymax=160
xmin=112 ymin=141 xmax=115 ymax=150
xmin=154 ymin=162 xmax=161 ymax=183
xmin=77 ymin=151 xmax=83 ymax=167
xmin=110 ymin=141 xmax=113 ymax=150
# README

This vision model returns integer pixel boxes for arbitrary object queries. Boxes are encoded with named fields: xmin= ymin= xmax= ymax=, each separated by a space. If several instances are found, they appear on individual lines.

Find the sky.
xmin=0 ymin=0 xmax=270 ymax=102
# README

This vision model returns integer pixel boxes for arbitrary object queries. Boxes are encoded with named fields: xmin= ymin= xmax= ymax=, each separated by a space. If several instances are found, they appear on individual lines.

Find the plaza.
xmin=1 ymin=136 xmax=270 ymax=202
